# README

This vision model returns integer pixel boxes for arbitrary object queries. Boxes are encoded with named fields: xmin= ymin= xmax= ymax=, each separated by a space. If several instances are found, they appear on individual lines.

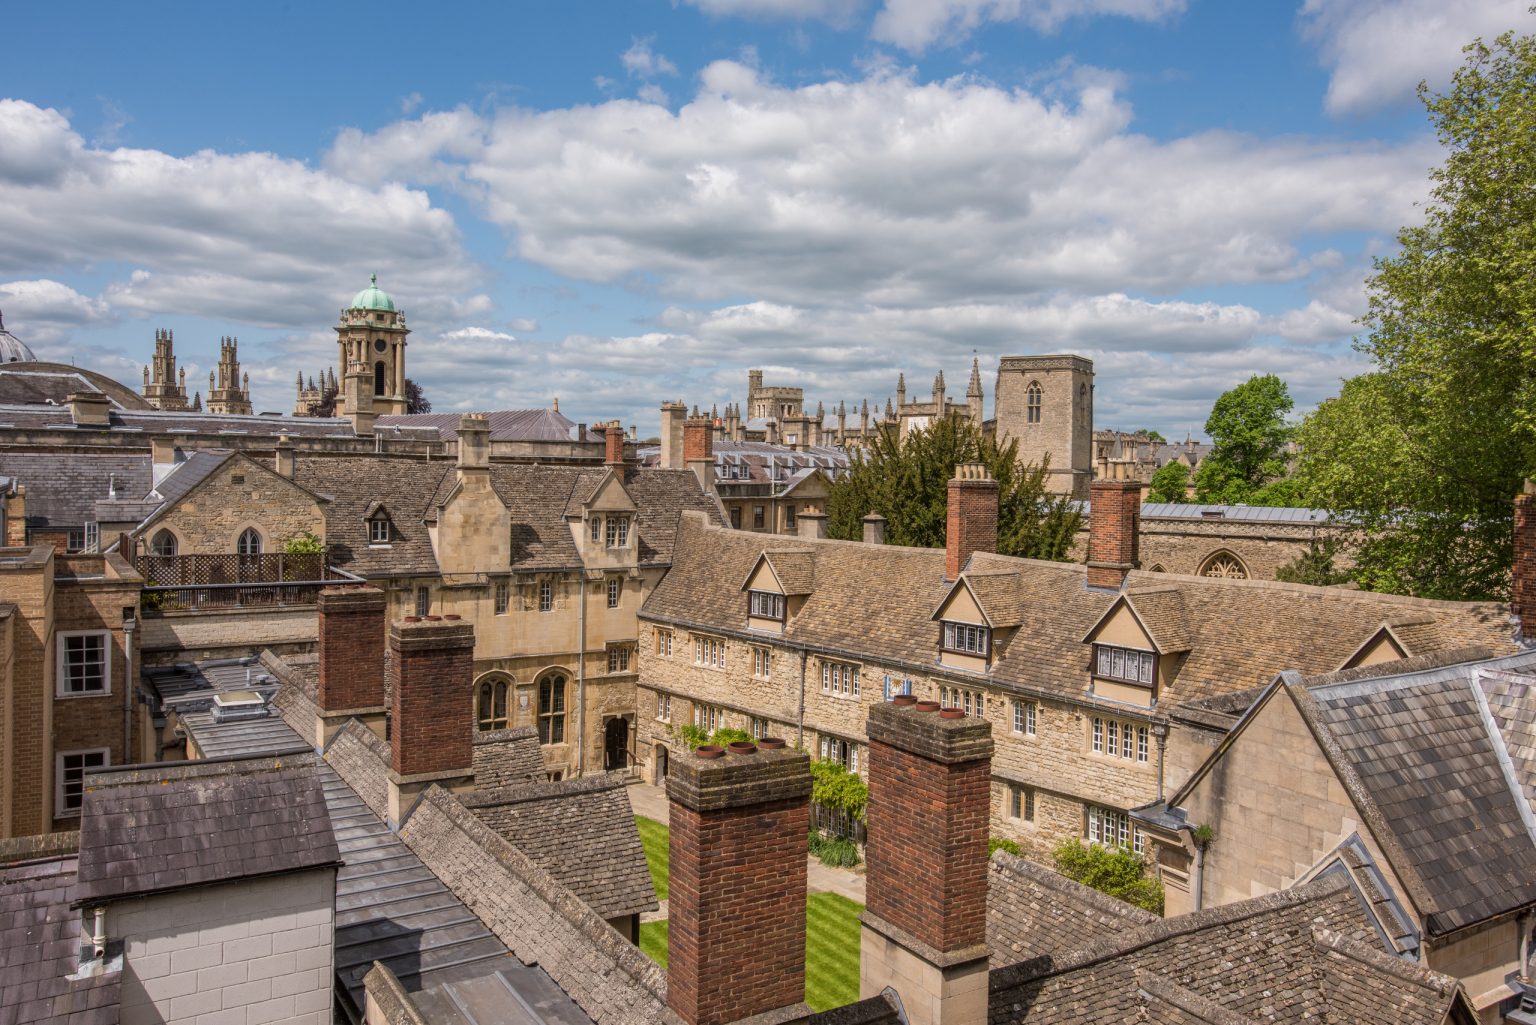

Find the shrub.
xmin=810 ymin=759 xmax=868 ymax=821
xmin=988 ymin=837 xmax=1023 ymax=858
xmin=283 ymin=531 xmax=325 ymax=555
xmin=677 ymin=725 xmax=710 ymax=751
xmin=810 ymin=834 xmax=860 ymax=868
xmin=709 ymin=727 xmax=753 ymax=747
xmin=1051 ymin=837 xmax=1164 ymax=915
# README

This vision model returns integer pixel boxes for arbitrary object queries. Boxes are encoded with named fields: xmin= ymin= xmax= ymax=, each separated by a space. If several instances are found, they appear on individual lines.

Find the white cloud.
xmin=0 ymin=279 xmax=115 ymax=350
xmin=1301 ymin=0 xmax=1536 ymax=115
xmin=871 ymin=0 xmax=1185 ymax=52
xmin=681 ymin=0 xmax=867 ymax=28
xmin=622 ymin=37 xmax=679 ymax=78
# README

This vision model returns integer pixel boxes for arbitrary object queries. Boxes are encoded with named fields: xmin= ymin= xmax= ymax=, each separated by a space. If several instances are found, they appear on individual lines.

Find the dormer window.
xmin=590 ymin=517 xmax=602 ymax=543
xmin=1095 ymin=644 xmax=1155 ymax=686
xmin=369 ymin=515 xmax=391 ymax=544
xmin=605 ymin=516 xmax=630 ymax=548
xmin=749 ymin=590 xmax=785 ymax=621
xmin=942 ymin=622 xmax=990 ymax=657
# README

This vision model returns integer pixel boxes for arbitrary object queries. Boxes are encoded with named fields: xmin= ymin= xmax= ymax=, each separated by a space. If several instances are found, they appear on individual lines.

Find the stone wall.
xmin=139 ymin=606 xmax=317 ymax=666
xmin=145 ymin=457 xmax=325 ymax=556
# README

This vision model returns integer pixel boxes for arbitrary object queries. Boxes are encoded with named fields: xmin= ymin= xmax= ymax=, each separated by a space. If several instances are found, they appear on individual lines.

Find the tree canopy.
xmin=1146 ymin=461 xmax=1190 ymax=504
xmin=1292 ymin=27 xmax=1536 ymax=599
xmin=405 ymin=378 xmax=432 ymax=414
xmin=1192 ymin=374 xmax=1295 ymax=505
xmin=825 ymin=414 xmax=1080 ymax=561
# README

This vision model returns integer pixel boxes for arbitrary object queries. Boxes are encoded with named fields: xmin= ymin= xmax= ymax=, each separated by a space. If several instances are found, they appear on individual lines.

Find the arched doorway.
xmin=604 ymin=716 xmax=630 ymax=771
xmin=654 ymin=743 xmax=669 ymax=782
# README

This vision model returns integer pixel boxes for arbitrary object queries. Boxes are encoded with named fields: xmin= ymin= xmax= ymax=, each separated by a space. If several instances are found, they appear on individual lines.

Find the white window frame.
xmin=749 ymin=590 xmax=786 ymax=620
xmin=416 ymin=587 xmax=431 ymax=617
xmin=1086 ymin=804 xmax=1143 ymax=855
xmin=56 ymin=748 xmax=109 ymax=817
xmin=656 ymin=629 xmax=673 ymax=657
xmin=56 ymin=631 xmax=111 ymax=697
xmin=607 ymin=646 xmax=631 ymax=673
xmin=494 ymin=582 xmax=510 ymax=615
xmin=605 ymin=516 xmax=630 ymax=549
xmin=657 ymin=693 xmax=672 ymax=722
xmin=753 ymin=646 xmax=771 ymax=679
xmin=941 ymin=621 xmax=990 ymax=657
xmin=369 ymin=517 xmax=391 ymax=544
xmin=607 ymin=577 xmax=622 ymax=609
xmin=538 ymin=581 xmax=553 ymax=612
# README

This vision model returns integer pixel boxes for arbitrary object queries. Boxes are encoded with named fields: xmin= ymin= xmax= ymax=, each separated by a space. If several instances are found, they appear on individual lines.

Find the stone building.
xmin=1093 ymin=429 xmax=1209 ymax=484
xmin=140 ymin=328 xmax=198 ymax=411
xmin=204 ymin=336 xmax=253 ymax=415
xmin=334 ymin=275 xmax=409 ymax=417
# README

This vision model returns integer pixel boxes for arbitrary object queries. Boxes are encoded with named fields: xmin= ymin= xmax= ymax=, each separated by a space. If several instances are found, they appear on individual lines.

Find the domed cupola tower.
xmin=335 ymin=274 xmax=409 ymax=416
xmin=0 ymin=311 xmax=38 ymax=364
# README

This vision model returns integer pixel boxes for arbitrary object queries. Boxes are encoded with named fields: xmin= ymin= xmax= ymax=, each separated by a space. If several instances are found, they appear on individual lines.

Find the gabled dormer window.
xmin=749 ymin=590 xmax=785 ymax=621
xmin=605 ymin=516 xmax=630 ymax=548
xmin=1095 ymin=644 xmax=1154 ymax=686
xmin=941 ymin=621 xmax=990 ymax=657
xmin=369 ymin=515 xmax=391 ymax=544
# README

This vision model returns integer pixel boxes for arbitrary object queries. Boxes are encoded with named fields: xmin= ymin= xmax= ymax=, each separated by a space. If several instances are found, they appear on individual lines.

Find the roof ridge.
xmin=1310 ymin=927 xmax=1460 ymax=996
xmin=989 ymin=851 xmax=1158 ymax=924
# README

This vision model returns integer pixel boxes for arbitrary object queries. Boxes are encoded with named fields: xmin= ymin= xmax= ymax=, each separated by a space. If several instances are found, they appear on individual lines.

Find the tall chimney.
xmin=457 ymin=413 xmax=490 ymax=473
xmin=861 ymin=701 xmax=992 ymax=1025
xmin=798 ymin=511 xmax=827 ymax=540
xmin=660 ymin=401 xmax=688 ymax=469
xmin=684 ymin=414 xmax=714 ymax=492
xmin=862 ymin=513 xmax=887 ymax=546
xmin=274 ymin=434 xmax=294 ymax=479
xmin=667 ymin=743 xmax=812 ymax=1025
xmin=1515 ymin=480 xmax=1536 ymax=643
xmin=946 ymin=463 xmax=998 ymax=581
xmin=604 ymin=423 xmax=626 ymax=468
xmin=387 ymin=616 xmax=476 ymax=825
xmin=344 ymin=360 xmax=375 ymax=437
xmin=315 ymin=586 xmax=388 ymax=746
xmin=1087 ymin=478 xmax=1141 ymax=590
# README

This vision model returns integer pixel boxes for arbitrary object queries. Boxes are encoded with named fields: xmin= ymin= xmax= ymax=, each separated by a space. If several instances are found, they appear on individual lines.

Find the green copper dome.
xmin=349 ymin=274 xmax=396 ymax=312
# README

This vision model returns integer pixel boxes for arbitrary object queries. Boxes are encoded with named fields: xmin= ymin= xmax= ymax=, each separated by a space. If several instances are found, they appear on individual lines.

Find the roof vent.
xmin=211 ymin=689 xmax=270 ymax=722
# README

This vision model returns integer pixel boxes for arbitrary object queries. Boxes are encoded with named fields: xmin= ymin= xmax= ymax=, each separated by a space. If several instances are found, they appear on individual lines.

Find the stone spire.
xmin=967 ymin=357 xmax=984 ymax=423
xmin=896 ymin=372 xmax=906 ymax=408
xmin=142 ymin=328 xmax=192 ymax=411
xmin=206 ymin=336 xmax=253 ymax=415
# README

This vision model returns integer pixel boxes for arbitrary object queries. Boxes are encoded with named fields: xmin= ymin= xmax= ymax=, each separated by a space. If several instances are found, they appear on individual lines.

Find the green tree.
xmin=1193 ymin=374 xmax=1295 ymax=505
xmin=1292 ymin=28 xmax=1536 ymax=599
xmin=1273 ymin=536 xmax=1353 ymax=587
xmin=405 ymin=378 xmax=432 ymax=414
xmin=1138 ymin=429 xmax=1167 ymax=444
xmin=1051 ymin=837 xmax=1164 ymax=914
xmin=825 ymin=415 xmax=1081 ymax=561
xmin=1146 ymin=461 xmax=1190 ymax=503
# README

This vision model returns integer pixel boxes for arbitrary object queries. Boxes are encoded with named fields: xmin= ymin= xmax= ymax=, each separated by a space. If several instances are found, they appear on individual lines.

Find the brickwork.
xmin=1086 ymin=479 xmax=1141 ymax=589
xmin=946 ymin=465 xmax=998 ymax=581
xmin=666 ymin=746 xmax=811 ymax=1025
xmin=398 ymin=786 xmax=670 ymax=1025
xmin=604 ymin=425 xmax=626 ymax=466
xmin=389 ymin=618 xmax=475 ymax=777
xmin=111 ymin=867 xmax=335 ymax=1025
xmin=864 ymin=703 xmax=992 ymax=954
xmin=1515 ymin=486 xmax=1536 ymax=640
xmin=317 ymin=586 xmax=386 ymax=711
xmin=146 ymin=456 xmax=325 ymax=556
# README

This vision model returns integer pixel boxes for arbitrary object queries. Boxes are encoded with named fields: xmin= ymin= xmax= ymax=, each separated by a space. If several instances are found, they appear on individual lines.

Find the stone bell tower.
xmin=335 ymin=274 xmax=409 ymax=417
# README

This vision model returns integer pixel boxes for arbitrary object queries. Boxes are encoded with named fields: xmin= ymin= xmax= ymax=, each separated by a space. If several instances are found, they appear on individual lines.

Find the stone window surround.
xmin=149 ymin=527 xmax=179 ymax=557
xmin=477 ymin=676 xmax=511 ymax=731
xmin=1008 ymin=783 xmax=1035 ymax=823
xmin=1090 ymin=716 xmax=1150 ymax=763
xmin=494 ymin=581 xmax=510 ymax=615
xmin=57 ymin=630 xmax=111 ymax=698
xmin=820 ymin=659 xmax=860 ymax=699
xmin=607 ymin=577 xmax=622 ymax=609
xmin=1012 ymin=699 xmax=1037 ymax=736
xmin=752 ymin=645 xmax=772 ymax=679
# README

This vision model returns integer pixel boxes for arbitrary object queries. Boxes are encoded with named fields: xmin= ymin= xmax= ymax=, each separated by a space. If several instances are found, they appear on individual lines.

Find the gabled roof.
xmin=1079 ymin=590 xmax=1191 ymax=654
xmin=932 ymin=572 xmax=1025 ymax=629
xmin=292 ymin=454 xmax=453 ymax=577
xmin=1338 ymin=617 xmax=1448 ymax=669
xmin=743 ymin=549 xmax=817 ymax=596
xmin=568 ymin=467 xmax=638 ymax=516
xmin=987 ymin=852 xmax=1157 ymax=967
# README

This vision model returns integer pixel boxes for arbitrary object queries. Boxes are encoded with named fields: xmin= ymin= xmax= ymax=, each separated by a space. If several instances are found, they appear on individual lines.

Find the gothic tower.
xmin=141 ymin=329 xmax=192 ymax=411
xmin=994 ymin=355 xmax=1094 ymax=498
xmin=335 ymin=275 xmax=409 ymax=417
xmin=205 ymin=337 xmax=253 ymax=415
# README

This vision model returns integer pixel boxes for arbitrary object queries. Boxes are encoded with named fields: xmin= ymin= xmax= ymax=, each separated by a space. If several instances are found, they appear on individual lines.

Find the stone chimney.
xmin=274 ymin=434 xmax=294 ymax=479
xmin=798 ymin=510 xmax=827 ymax=540
xmin=1515 ymin=480 xmax=1536 ymax=643
xmin=604 ymin=423 xmax=626 ymax=468
xmin=861 ymin=701 xmax=993 ymax=1025
xmin=344 ymin=360 xmax=375 ymax=437
xmin=315 ymin=586 xmax=388 ymax=746
xmin=684 ymin=414 xmax=714 ymax=492
xmin=387 ymin=616 xmax=476 ymax=825
xmin=68 ymin=391 xmax=111 ymax=427
xmin=946 ymin=464 xmax=998 ymax=581
xmin=862 ymin=513 xmax=887 ymax=546
xmin=667 ymin=742 xmax=812 ymax=1025
xmin=457 ymin=413 xmax=490 ymax=474
xmin=1087 ymin=479 xmax=1141 ymax=590
xmin=3 ymin=484 xmax=26 ymax=547
xmin=660 ymin=401 xmax=688 ymax=469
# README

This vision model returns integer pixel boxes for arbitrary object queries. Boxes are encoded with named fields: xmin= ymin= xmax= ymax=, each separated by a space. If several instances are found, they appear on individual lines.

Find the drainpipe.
xmin=796 ymin=649 xmax=807 ymax=748
xmin=1519 ymin=909 xmax=1533 ymax=982
xmin=122 ymin=610 xmax=137 ymax=763
xmin=1192 ymin=837 xmax=1206 ymax=912
xmin=577 ymin=571 xmax=587 ymax=776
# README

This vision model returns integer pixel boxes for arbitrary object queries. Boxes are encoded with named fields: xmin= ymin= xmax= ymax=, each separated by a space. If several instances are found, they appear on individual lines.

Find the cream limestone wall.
xmin=147 ymin=458 xmax=325 ymax=556
xmin=1428 ymin=919 xmax=1521 ymax=1021
xmin=433 ymin=474 xmax=509 ymax=574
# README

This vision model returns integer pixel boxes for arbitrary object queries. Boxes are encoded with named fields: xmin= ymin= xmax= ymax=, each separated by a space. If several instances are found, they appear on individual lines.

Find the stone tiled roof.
xmin=1298 ymin=651 xmax=1536 ymax=936
xmin=0 ymin=451 xmax=151 ymax=528
xmin=986 ymin=853 xmax=1157 ymax=968
xmin=641 ymin=517 xmax=1515 ymax=709
xmin=756 ymin=550 xmax=816 ymax=595
xmin=376 ymin=408 xmax=577 ymax=442
xmin=0 ymin=839 xmax=121 ymax=1025
xmin=291 ymin=453 xmax=453 ymax=577
xmin=472 ymin=726 xmax=547 ymax=789
xmin=74 ymin=753 xmax=340 ymax=903
xmin=986 ymin=874 xmax=1465 ymax=1025
xmin=464 ymin=774 xmax=659 ymax=921
xmin=1123 ymin=590 xmax=1192 ymax=654
xmin=960 ymin=572 xmax=1027 ymax=628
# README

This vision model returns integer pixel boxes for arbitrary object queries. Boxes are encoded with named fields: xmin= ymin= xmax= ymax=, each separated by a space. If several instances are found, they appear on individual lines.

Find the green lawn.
xmin=635 ymin=815 xmax=670 ymax=901
xmin=632 ymin=818 xmax=862 ymax=1012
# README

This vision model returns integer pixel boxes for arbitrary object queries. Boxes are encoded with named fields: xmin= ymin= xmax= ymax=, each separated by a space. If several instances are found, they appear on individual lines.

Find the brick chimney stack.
xmin=861 ymin=701 xmax=993 ymax=1025
xmin=667 ymin=743 xmax=812 ymax=1025
xmin=1515 ymin=480 xmax=1536 ymax=643
xmin=683 ymin=413 xmax=714 ymax=492
xmin=315 ymin=586 xmax=389 ymax=747
xmin=946 ymin=463 xmax=998 ymax=581
xmin=387 ymin=616 xmax=476 ymax=825
xmin=1087 ymin=478 xmax=1141 ymax=590
xmin=603 ymin=422 xmax=626 ymax=468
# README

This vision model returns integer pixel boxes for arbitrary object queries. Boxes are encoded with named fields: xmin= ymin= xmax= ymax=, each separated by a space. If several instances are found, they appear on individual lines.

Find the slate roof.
xmin=291 ymin=453 xmax=453 ymax=577
xmin=0 ymin=370 xmax=104 ymax=406
xmin=0 ymin=843 xmax=121 ymax=1025
xmin=986 ymin=852 xmax=1157 ymax=968
xmin=147 ymin=448 xmax=234 ymax=505
xmin=472 ymin=726 xmax=548 ymax=789
xmin=0 ymin=403 xmax=361 ymax=438
xmin=986 ymin=874 xmax=1466 ymax=1025
xmin=640 ymin=438 xmax=849 ymax=490
xmin=958 ymin=572 xmax=1027 ymax=628
xmin=463 ymin=774 xmax=660 ymax=921
xmin=641 ymin=517 xmax=1515 ymax=714
xmin=1299 ymin=651 xmax=1536 ymax=936
xmin=0 ymin=452 xmax=151 ymax=528
xmin=74 ymin=753 xmax=340 ymax=903
xmin=376 ymin=408 xmax=579 ymax=443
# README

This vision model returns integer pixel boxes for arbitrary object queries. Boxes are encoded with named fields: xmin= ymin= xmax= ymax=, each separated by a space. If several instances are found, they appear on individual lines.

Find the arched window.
xmin=477 ymin=677 xmax=510 ymax=732
xmin=1026 ymin=381 xmax=1043 ymax=424
xmin=149 ymin=529 xmax=178 ymax=557
xmin=538 ymin=674 xmax=567 ymax=745
xmin=374 ymin=361 xmax=386 ymax=396
xmin=1199 ymin=551 xmax=1248 ymax=579
xmin=237 ymin=528 xmax=263 ymax=556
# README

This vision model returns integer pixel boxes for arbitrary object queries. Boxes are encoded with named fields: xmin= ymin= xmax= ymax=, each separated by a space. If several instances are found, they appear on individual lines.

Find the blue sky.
xmin=3 ymin=0 xmax=1532 ymax=439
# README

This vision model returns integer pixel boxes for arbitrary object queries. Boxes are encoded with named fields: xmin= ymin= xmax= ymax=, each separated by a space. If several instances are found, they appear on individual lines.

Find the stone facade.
xmin=994 ymin=355 xmax=1094 ymax=497
xmin=138 ymin=453 xmax=326 ymax=558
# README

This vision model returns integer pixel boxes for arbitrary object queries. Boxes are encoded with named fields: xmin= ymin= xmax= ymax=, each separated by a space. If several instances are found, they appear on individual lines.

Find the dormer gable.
xmin=1080 ymin=589 xmax=1191 ymax=707
xmin=930 ymin=572 xmax=1022 ymax=672
xmin=363 ymin=501 xmax=395 ymax=545
xmin=573 ymin=469 xmax=640 ymax=568
xmin=740 ymin=550 xmax=815 ymax=633
xmin=1338 ymin=618 xmax=1440 ymax=671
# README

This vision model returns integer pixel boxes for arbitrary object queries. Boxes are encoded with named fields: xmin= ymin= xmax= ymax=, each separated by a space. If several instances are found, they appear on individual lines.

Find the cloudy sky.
xmin=4 ymin=0 xmax=1531 ymax=438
